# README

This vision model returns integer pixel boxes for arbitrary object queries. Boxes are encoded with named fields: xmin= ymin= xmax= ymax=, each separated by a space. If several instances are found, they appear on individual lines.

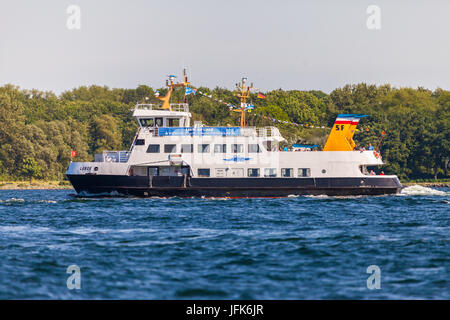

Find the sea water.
xmin=0 ymin=186 xmax=448 ymax=299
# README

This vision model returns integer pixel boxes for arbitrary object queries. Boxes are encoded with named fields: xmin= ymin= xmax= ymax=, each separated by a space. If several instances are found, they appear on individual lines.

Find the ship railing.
xmin=94 ymin=151 xmax=130 ymax=163
xmin=241 ymin=126 xmax=282 ymax=137
xmin=134 ymin=103 xmax=189 ymax=112
xmin=139 ymin=126 xmax=282 ymax=137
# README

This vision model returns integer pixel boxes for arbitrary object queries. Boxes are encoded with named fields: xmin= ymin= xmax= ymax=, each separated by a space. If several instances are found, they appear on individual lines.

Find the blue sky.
xmin=1 ymin=0 xmax=449 ymax=93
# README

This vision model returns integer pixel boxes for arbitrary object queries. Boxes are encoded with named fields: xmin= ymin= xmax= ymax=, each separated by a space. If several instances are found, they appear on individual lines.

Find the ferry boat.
xmin=66 ymin=73 xmax=402 ymax=197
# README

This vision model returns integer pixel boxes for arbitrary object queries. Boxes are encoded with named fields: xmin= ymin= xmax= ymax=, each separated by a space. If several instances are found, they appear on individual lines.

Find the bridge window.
xmin=155 ymin=118 xmax=163 ymax=127
xmin=281 ymin=168 xmax=293 ymax=177
xmin=164 ymin=144 xmax=177 ymax=153
xmin=135 ymin=139 xmax=145 ymax=146
xmin=181 ymin=144 xmax=193 ymax=153
xmin=147 ymin=144 xmax=160 ymax=153
xmin=214 ymin=144 xmax=226 ymax=153
xmin=231 ymin=144 xmax=243 ymax=153
xmin=140 ymin=118 xmax=154 ymax=127
xmin=248 ymin=144 xmax=262 ymax=153
xmin=198 ymin=169 xmax=210 ymax=177
xmin=298 ymin=168 xmax=311 ymax=177
xmin=264 ymin=168 xmax=277 ymax=177
xmin=167 ymin=118 xmax=180 ymax=127
xmin=198 ymin=144 xmax=210 ymax=153
xmin=248 ymin=168 xmax=260 ymax=177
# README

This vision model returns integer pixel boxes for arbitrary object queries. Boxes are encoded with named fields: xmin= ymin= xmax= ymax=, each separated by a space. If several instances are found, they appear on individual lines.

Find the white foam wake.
xmin=0 ymin=198 xmax=25 ymax=203
xmin=400 ymin=185 xmax=448 ymax=196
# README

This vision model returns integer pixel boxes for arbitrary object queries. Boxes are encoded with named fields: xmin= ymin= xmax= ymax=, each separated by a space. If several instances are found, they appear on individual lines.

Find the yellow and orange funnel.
xmin=323 ymin=114 xmax=368 ymax=151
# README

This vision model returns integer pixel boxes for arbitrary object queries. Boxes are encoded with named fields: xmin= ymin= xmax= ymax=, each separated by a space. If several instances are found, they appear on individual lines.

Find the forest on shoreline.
xmin=0 ymin=83 xmax=448 ymax=181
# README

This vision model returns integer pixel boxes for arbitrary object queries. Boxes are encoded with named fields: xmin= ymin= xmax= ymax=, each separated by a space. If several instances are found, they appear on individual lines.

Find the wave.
xmin=76 ymin=190 xmax=126 ymax=197
xmin=0 ymin=198 xmax=25 ymax=203
xmin=68 ymin=227 xmax=158 ymax=235
xmin=0 ymin=225 xmax=51 ymax=233
xmin=400 ymin=185 xmax=448 ymax=196
xmin=303 ymin=195 xmax=329 ymax=198
xmin=0 ymin=198 xmax=57 ymax=204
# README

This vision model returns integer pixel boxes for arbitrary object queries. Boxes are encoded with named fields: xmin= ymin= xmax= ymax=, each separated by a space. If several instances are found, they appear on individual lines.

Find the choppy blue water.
xmin=0 ymin=186 xmax=448 ymax=299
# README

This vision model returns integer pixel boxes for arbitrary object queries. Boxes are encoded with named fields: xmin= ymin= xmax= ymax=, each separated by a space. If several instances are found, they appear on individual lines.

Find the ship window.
xmin=231 ymin=168 xmax=244 ymax=177
xmin=263 ymin=141 xmax=277 ymax=152
xmin=148 ymin=167 xmax=159 ymax=176
xmin=214 ymin=144 xmax=226 ymax=153
xmin=167 ymin=118 xmax=180 ymax=127
xmin=140 ymin=118 xmax=154 ymax=127
xmin=198 ymin=144 xmax=210 ymax=153
xmin=264 ymin=168 xmax=277 ymax=177
xmin=135 ymin=139 xmax=145 ymax=146
xmin=147 ymin=144 xmax=160 ymax=153
xmin=281 ymin=168 xmax=293 ymax=177
xmin=298 ymin=168 xmax=311 ymax=177
xmin=248 ymin=168 xmax=260 ymax=177
xmin=181 ymin=144 xmax=193 ymax=153
xmin=198 ymin=169 xmax=210 ymax=177
xmin=231 ymin=144 xmax=243 ymax=153
xmin=248 ymin=144 xmax=262 ymax=153
xmin=155 ymin=118 xmax=163 ymax=127
xmin=164 ymin=144 xmax=177 ymax=153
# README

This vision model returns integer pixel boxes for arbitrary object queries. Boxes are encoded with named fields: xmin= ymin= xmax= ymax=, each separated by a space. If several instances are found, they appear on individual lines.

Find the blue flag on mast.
xmin=185 ymin=87 xmax=196 ymax=95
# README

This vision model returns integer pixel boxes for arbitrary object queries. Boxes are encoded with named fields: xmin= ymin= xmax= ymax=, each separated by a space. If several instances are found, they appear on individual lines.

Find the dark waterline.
xmin=0 ymin=187 xmax=448 ymax=299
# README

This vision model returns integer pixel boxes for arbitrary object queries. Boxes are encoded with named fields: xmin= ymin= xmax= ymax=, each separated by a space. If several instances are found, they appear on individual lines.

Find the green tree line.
xmin=0 ymin=83 xmax=448 ymax=181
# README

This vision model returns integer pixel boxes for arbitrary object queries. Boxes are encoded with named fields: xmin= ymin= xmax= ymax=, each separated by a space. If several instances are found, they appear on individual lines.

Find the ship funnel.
xmin=323 ymin=114 xmax=368 ymax=151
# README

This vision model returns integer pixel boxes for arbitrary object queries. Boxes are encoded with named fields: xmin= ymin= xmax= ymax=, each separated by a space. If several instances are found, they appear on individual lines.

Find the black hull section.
xmin=67 ymin=175 xmax=403 ymax=197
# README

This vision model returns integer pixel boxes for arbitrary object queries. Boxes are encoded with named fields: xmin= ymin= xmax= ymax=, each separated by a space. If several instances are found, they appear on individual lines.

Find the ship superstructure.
xmin=66 ymin=73 xmax=402 ymax=197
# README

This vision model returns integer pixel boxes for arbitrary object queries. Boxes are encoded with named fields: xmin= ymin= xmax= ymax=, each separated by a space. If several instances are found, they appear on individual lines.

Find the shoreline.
xmin=0 ymin=181 xmax=73 ymax=190
xmin=401 ymin=182 xmax=450 ymax=188
xmin=0 ymin=180 xmax=448 ymax=190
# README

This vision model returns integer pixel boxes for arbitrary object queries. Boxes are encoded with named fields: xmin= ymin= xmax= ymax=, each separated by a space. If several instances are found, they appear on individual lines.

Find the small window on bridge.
xmin=140 ymin=118 xmax=154 ymax=127
xmin=167 ymin=118 xmax=180 ymax=127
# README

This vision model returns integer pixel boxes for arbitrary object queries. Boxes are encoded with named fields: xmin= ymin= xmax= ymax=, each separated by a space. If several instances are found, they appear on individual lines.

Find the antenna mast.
xmin=158 ymin=69 xmax=190 ymax=111
xmin=234 ymin=77 xmax=253 ymax=127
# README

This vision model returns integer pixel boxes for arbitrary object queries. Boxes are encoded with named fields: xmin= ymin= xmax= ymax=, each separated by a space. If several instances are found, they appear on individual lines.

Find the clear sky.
xmin=1 ymin=0 xmax=449 ymax=93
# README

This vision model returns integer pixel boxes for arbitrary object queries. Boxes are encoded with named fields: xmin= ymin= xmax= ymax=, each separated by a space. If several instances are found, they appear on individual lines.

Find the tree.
xmin=0 ymin=83 xmax=448 ymax=181
xmin=20 ymin=158 xmax=42 ymax=183
xmin=90 ymin=114 xmax=123 ymax=154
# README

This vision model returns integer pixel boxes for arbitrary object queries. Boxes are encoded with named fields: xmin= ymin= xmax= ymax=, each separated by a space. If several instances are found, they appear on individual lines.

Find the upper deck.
xmin=133 ymin=103 xmax=190 ymax=113
xmin=132 ymin=103 xmax=284 ymax=140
